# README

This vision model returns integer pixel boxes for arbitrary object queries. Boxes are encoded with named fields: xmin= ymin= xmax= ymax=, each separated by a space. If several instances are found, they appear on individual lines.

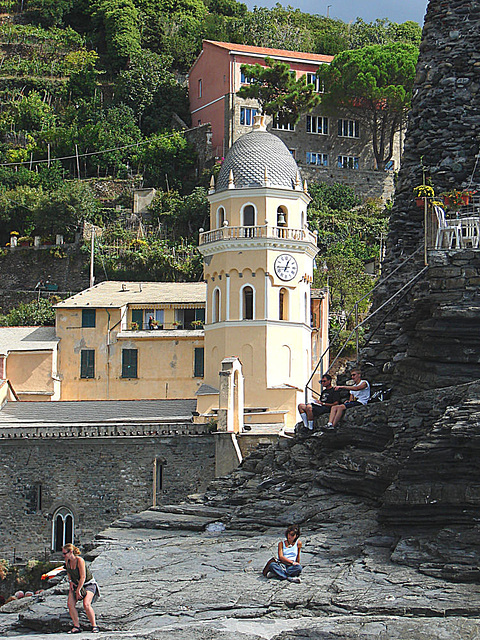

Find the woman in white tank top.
xmin=264 ymin=524 xmax=303 ymax=583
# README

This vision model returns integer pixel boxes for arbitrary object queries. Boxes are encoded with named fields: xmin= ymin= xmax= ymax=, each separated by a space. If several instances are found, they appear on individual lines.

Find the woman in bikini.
xmin=62 ymin=543 xmax=99 ymax=633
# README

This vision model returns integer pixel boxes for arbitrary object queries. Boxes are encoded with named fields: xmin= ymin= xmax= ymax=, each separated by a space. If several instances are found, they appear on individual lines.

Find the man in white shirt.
xmin=326 ymin=368 xmax=370 ymax=429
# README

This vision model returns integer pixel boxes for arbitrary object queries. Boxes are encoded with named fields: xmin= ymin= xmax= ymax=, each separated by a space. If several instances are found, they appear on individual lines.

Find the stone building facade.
xmin=0 ymin=418 xmax=214 ymax=560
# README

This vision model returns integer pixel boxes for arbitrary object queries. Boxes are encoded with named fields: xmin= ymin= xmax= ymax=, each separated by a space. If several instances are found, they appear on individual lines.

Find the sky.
xmin=245 ymin=0 xmax=430 ymax=25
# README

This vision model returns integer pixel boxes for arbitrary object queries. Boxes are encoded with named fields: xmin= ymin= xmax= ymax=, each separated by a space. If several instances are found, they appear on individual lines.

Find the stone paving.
xmin=1 ymin=505 xmax=479 ymax=639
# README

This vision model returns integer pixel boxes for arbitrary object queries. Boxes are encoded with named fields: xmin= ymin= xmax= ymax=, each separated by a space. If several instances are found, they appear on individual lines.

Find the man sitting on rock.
xmin=298 ymin=374 xmax=341 ymax=431
xmin=326 ymin=368 xmax=370 ymax=429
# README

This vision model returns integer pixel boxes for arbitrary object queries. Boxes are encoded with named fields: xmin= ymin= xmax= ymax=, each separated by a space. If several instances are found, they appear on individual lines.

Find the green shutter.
xmin=194 ymin=347 xmax=204 ymax=378
xmin=82 ymin=309 xmax=96 ymax=328
xmin=122 ymin=349 xmax=138 ymax=378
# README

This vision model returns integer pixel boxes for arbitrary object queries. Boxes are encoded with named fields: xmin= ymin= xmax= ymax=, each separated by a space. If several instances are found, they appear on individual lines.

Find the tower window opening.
xmin=243 ymin=286 xmax=254 ymax=320
xmin=279 ymin=288 xmax=288 ymax=320
xmin=243 ymin=205 xmax=255 ymax=227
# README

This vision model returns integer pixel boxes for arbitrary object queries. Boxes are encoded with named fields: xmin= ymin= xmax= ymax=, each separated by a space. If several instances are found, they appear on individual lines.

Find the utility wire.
xmin=0 ymin=127 xmax=196 ymax=168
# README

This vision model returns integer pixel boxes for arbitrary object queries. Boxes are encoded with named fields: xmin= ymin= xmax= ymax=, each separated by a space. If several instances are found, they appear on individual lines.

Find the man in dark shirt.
xmin=298 ymin=374 xmax=341 ymax=431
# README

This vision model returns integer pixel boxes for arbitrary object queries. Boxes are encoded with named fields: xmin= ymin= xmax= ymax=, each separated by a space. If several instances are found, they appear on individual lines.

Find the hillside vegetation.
xmin=0 ymin=0 xmax=414 ymax=331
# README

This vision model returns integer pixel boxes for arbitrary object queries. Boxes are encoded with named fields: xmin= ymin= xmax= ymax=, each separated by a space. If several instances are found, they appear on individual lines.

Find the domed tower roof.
xmin=215 ymin=117 xmax=302 ymax=192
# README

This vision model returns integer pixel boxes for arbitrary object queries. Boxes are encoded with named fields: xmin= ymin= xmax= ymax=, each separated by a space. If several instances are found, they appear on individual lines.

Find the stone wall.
xmin=0 ymin=245 xmax=91 ymax=314
xmin=0 ymin=433 xmax=215 ymax=560
xmin=300 ymin=165 xmax=395 ymax=202
xmin=365 ymin=0 xmax=480 ymax=386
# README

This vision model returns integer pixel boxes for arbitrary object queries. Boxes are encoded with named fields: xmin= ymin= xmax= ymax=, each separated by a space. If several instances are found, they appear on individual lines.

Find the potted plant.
xmin=130 ymin=321 xmax=139 ymax=331
xmin=18 ymin=236 xmax=33 ymax=246
xmin=441 ymin=189 xmax=474 ymax=209
xmin=413 ymin=185 xmax=435 ymax=207
xmin=191 ymin=320 xmax=204 ymax=329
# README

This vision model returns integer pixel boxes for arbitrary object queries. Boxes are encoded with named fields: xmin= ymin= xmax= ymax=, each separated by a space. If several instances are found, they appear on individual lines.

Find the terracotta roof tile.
xmin=204 ymin=40 xmax=333 ymax=64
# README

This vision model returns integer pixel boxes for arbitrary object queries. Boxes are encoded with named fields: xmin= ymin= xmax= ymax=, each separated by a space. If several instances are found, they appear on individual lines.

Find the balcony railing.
xmin=199 ymin=225 xmax=317 ymax=245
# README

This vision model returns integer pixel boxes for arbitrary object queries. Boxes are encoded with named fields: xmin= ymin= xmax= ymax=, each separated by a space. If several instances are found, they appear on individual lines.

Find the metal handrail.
xmin=305 ymin=247 xmax=426 ymax=402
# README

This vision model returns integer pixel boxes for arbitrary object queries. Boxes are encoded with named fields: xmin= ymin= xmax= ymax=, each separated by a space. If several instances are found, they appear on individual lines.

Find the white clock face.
xmin=274 ymin=254 xmax=298 ymax=281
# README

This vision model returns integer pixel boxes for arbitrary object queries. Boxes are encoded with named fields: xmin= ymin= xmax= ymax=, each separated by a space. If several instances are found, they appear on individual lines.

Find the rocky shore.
xmin=2 ymin=380 xmax=480 ymax=639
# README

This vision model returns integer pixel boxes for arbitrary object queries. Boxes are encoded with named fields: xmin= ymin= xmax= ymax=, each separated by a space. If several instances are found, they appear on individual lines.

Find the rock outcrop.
xmin=2 ymin=381 xmax=480 ymax=639
xmin=365 ymin=0 xmax=480 ymax=388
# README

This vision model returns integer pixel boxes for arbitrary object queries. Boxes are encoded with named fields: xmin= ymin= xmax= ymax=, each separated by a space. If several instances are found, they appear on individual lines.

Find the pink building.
xmin=188 ymin=40 xmax=333 ymax=158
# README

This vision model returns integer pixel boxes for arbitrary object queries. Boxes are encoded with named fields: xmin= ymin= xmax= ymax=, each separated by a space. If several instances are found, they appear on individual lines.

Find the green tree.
xmin=0 ymin=298 xmax=56 ymax=326
xmin=115 ymin=50 xmax=190 ymax=133
xmin=237 ymin=56 xmax=321 ymax=126
xmin=148 ymin=187 xmax=209 ymax=240
xmin=0 ymin=185 xmax=40 ymax=238
xmin=33 ymin=181 xmax=98 ymax=237
xmin=9 ymin=92 xmax=56 ymax=133
xmin=93 ymin=0 xmax=141 ymax=70
xmin=317 ymin=42 xmax=418 ymax=168
xmin=136 ymin=131 xmax=197 ymax=191
xmin=135 ymin=0 xmax=207 ymax=69
xmin=25 ymin=0 xmax=76 ymax=26
xmin=349 ymin=18 xmax=421 ymax=49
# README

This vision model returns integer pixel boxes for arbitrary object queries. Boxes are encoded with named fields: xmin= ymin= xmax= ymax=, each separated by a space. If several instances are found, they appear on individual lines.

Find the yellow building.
xmin=0 ymin=326 xmax=59 ymax=402
xmin=197 ymin=116 xmax=321 ymax=428
xmin=55 ymin=281 xmax=207 ymax=401
xmin=1 ymin=120 xmax=329 ymax=429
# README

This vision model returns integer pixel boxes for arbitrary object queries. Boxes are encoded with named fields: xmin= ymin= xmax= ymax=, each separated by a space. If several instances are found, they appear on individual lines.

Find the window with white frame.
xmin=338 ymin=119 xmax=359 ymax=138
xmin=306 ymin=115 xmax=328 ymax=135
xmin=240 ymin=71 xmax=255 ymax=84
xmin=306 ymin=152 xmax=328 ymax=167
xmin=52 ymin=507 xmax=74 ymax=552
xmin=242 ymin=204 xmax=255 ymax=226
xmin=338 ymin=155 xmax=359 ymax=170
xmin=306 ymin=73 xmax=323 ymax=92
xmin=217 ymin=206 xmax=225 ymax=228
xmin=242 ymin=286 xmax=254 ymax=320
xmin=240 ymin=107 xmax=257 ymax=125
xmin=272 ymin=115 xmax=295 ymax=131
xmin=213 ymin=288 xmax=221 ymax=323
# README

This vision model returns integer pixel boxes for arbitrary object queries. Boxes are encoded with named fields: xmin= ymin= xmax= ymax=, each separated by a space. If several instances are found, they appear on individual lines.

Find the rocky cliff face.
xmin=365 ymin=0 xmax=480 ymax=387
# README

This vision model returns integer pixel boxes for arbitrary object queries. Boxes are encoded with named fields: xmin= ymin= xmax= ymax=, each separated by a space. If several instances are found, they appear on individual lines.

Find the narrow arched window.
xmin=52 ymin=507 xmax=74 ymax=552
xmin=217 ymin=207 xmax=225 ymax=228
xmin=243 ymin=286 xmax=254 ymax=320
xmin=279 ymin=288 xmax=288 ymax=320
xmin=213 ymin=288 xmax=221 ymax=323
xmin=243 ymin=205 xmax=255 ymax=226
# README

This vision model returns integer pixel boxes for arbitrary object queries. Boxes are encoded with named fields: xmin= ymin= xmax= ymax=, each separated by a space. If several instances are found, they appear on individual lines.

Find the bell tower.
xmin=198 ymin=116 xmax=318 ymax=428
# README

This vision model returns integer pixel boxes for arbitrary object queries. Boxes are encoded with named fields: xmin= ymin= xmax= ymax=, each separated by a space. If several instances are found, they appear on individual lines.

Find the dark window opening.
xmin=243 ymin=287 xmax=254 ymax=320
xmin=82 ymin=309 xmax=96 ymax=328
xmin=80 ymin=349 xmax=95 ymax=379
xmin=243 ymin=205 xmax=255 ymax=226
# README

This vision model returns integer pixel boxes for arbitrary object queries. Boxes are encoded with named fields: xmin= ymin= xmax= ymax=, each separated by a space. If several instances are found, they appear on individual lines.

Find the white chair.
xmin=459 ymin=216 xmax=480 ymax=248
xmin=434 ymin=205 xmax=462 ymax=249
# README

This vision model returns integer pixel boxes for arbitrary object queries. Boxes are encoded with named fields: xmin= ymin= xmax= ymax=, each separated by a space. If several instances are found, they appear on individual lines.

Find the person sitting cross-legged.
xmin=326 ymin=368 xmax=370 ymax=429
xmin=267 ymin=524 xmax=303 ymax=583
xmin=298 ymin=374 xmax=341 ymax=431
